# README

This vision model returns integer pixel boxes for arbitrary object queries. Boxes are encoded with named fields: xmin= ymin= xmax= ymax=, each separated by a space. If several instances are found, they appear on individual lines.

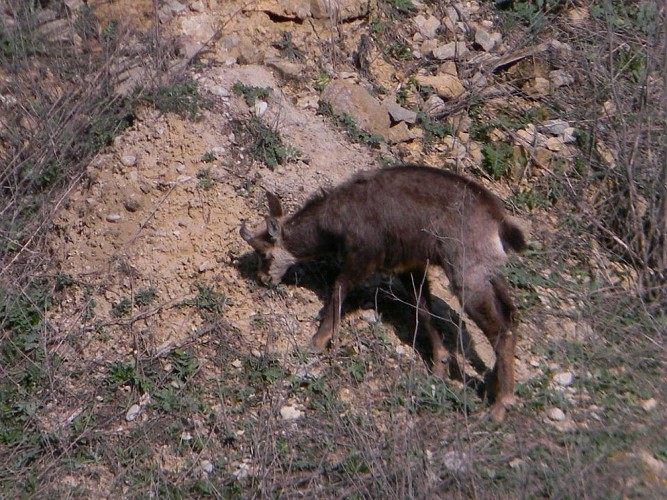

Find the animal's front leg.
xmin=311 ymin=275 xmax=352 ymax=352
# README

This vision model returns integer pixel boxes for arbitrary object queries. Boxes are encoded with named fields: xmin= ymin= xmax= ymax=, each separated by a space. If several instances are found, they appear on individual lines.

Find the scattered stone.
xmin=416 ymin=73 xmax=465 ymax=99
xmin=175 ymin=163 xmax=187 ymax=174
xmin=231 ymin=359 xmax=243 ymax=369
xmin=199 ymin=262 xmax=216 ymax=273
xmin=422 ymin=94 xmax=446 ymax=118
xmin=254 ymin=100 xmax=268 ymax=118
xmin=546 ymin=137 xmax=564 ymax=151
xmin=126 ymin=404 xmax=141 ymax=421
xmin=121 ymin=155 xmax=137 ymax=167
xmin=561 ymin=127 xmax=577 ymax=143
xmin=443 ymin=451 xmax=469 ymax=474
xmin=280 ymin=404 xmax=304 ymax=421
xmin=414 ymin=14 xmax=441 ymax=39
xmin=190 ymin=1 xmax=206 ymax=13
xmin=310 ymin=0 xmax=369 ymax=21
xmin=167 ymin=0 xmax=186 ymax=15
xmin=385 ymin=100 xmax=418 ymax=124
xmin=553 ymin=371 xmax=574 ymax=387
xmin=640 ymin=398 xmax=657 ymax=412
xmin=200 ymin=459 xmax=214 ymax=473
xmin=208 ymin=85 xmax=231 ymax=98
xmin=546 ymin=407 xmax=566 ymax=421
xmin=432 ymin=41 xmax=468 ymax=60
xmin=106 ymin=214 xmax=122 ymax=223
xmin=233 ymin=458 xmax=252 ymax=479
xmin=265 ymin=57 xmax=306 ymax=80
xmin=542 ymin=119 xmax=570 ymax=136
xmin=124 ymin=199 xmax=141 ymax=213
xmin=321 ymin=80 xmax=391 ymax=136
xmin=386 ymin=122 xmax=413 ymax=144
xmin=475 ymin=27 xmax=501 ymax=52
xmin=549 ymin=69 xmax=574 ymax=88
xmin=63 ymin=0 xmax=84 ymax=13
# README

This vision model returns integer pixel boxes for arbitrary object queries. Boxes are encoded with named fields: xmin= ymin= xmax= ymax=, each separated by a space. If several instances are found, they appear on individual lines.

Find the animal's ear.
xmin=266 ymin=191 xmax=283 ymax=218
xmin=239 ymin=221 xmax=253 ymax=242
xmin=265 ymin=216 xmax=282 ymax=241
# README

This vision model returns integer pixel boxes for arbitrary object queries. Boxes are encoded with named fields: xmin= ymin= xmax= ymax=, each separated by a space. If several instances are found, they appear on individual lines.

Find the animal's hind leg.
xmin=457 ymin=272 xmax=517 ymax=422
xmin=399 ymin=268 xmax=450 ymax=379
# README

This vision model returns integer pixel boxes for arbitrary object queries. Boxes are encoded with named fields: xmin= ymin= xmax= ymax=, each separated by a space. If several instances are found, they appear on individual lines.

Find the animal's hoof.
xmin=488 ymin=396 xmax=516 ymax=423
xmin=488 ymin=404 xmax=506 ymax=423
xmin=431 ymin=358 xmax=450 ymax=379
xmin=310 ymin=333 xmax=330 ymax=353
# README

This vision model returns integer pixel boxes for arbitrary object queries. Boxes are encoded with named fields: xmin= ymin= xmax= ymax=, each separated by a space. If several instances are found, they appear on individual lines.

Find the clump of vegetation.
xmin=272 ymin=31 xmax=304 ymax=61
xmin=145 ymin=78 xmax=209 ymax=119
xmin=179 ymin=284 xmax=228 ymax=321
xmin=111 ymin=287 xmax=157 ymax=318
xmin=232 ymin=82 xmax=271 ymax=106
xmin=196 ymin=168 xmax=214 ymax=190
xmin=234 ymin=117 xmax=302 ymax=169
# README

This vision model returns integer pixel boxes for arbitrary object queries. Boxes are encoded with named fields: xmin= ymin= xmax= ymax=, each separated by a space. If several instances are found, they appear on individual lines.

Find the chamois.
xmin=240 ymin=165 xmax=527 ymax=421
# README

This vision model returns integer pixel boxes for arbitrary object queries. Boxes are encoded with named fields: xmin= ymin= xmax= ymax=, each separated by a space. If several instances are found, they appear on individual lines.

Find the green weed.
xmin=179 ymin=284 xmax=227 ymax=321
xmin=232 ymin=82 xmax=271 ymax=106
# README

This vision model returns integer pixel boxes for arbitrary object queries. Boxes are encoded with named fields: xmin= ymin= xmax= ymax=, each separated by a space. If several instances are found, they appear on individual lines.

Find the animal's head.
xmin=240 ymin=191 xmax=296 ymax=285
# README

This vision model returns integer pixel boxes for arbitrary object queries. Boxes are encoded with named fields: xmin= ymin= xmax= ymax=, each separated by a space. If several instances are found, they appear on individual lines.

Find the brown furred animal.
xmin=240 ymin=165 xmax=527 ymax=421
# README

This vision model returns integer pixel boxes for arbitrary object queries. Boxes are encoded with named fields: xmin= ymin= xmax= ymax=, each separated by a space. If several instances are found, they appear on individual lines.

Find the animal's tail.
xmin=500 ymin=219 xmax=527 ymax=253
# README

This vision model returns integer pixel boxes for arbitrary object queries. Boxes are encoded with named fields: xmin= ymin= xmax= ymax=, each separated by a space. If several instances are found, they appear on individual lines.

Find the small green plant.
xmin=272 ymin=31 xmax=305 ymax=61
xmin=238 ymin=117 xmax=302 ymax=168
xmin=148 ymin=78 xmax=207 ymax=119
xmin=384 ymin=40 xmax=412 ymax=60
xmin=197 ymin=168 xmax=214 ymax=190
xmin=481 ymin=142 xmax=514 ymax=179
xmin=105 ymin=360 xmax=150 ymax=392
xmin=179 ymin=284 xmax=227 ymax=321
xmin=111 ymin=287 xmax=157 ymax=318
xmin=416 ymin=112 xmax=450 ymax=143
xmin=201 ymin=151 xmax=216 ymax=163
xmin=314 ymin=70 xmax=331 ymax=92
xmin=509 ymin=188 xmax=548 ymax=210
xmin=232 ymin=82 xmax=271 ymax=106
xmin=317 ymin=101 xmax=383 ymax=147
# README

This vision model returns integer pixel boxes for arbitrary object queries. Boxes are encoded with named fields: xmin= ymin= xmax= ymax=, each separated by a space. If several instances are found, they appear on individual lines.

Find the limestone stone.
xmin=321 ymin=80 xmax=390 ymax=137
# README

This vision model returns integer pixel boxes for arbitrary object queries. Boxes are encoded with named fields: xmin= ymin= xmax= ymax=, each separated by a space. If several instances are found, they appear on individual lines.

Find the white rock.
xmin=209 ymin=85 xmax=231 ymax=97
xmin=432 ymin=41 xmax=468 ymax=60
xmin=280 ymin=405 xmax=303 ymax=421
xmin=550 ymin=69 xmax=574 ymax=88
xmin=546 ymin=407 xmax=566 ymax=421
xmin=231 ymin=359 xmax=243 ymax=369
xmin=553 ymin=371 xmax=574 ymax=387
xmin=198 ymin=261 xmax=215 ymax=273
xmin=443 ymin=451 xmax=468 ymax=474
xmin=126 ymin=404 xmax=141 ymax=421
xmin=640 ymin=398 xmax=658 ymax=411
xmin=475 ymin=27 xmax=501 ymax=52
xmin=106 ymin=214 xmax=121 ymax=223
xmin=254 ymin=100 xmax=268 ymax=118
xmin=121 ymin=155 xmax=137 ymax=167
xmin=190 ymin=1 xmax=205 ymax=13
xmin=542 ymin=119 xmax=570 ymax=135
xmin=414 ymin=14 xmax=441 ymax=39
xmin=200 ymin=459 xmax=214 ymax=473
xmin=561 ymin=127 xmax=577 ymax=143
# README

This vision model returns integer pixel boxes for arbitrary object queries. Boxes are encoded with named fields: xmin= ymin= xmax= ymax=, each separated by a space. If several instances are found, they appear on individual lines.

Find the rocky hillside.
xmin=1 ymin=0 xmax=665 ymax=497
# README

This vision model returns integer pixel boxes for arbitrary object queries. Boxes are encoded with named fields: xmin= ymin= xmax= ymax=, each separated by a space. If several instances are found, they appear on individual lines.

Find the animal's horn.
xmin=240 ymin=221 xmax=253 ymax=242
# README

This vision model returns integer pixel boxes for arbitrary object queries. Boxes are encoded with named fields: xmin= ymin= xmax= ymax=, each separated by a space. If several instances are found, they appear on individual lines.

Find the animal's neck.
xmin=282 ymin=209 xmax=332 ymax=259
